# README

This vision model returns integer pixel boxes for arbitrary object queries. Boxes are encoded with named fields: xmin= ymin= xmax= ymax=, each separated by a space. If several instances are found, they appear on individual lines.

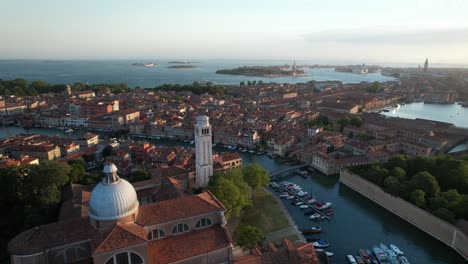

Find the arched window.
xmin=195 ymin=218 xmax=212 ymax=229
xmin=147 ymin=228 xmax=165 ymax=240
xmin=172 ymin=223 xmax=189 ymax=235
xmin=105 ymin=252 xmax=143 ymax=264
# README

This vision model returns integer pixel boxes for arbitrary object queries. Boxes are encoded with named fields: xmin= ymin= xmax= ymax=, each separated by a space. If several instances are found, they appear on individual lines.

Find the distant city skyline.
xmin=1 ymin=0 xmax=468 ymax=65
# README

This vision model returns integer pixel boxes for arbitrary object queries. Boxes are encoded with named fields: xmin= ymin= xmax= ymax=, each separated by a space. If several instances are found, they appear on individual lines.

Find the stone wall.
xmin=340 ymin=169 xmax=468 ymax=260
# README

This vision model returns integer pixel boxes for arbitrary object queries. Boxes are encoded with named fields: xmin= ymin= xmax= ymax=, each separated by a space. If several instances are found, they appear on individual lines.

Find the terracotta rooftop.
xmin=136 ymin=191 xmax=225 ymax=226
xmin=148 ymin=225 xmax=232 ymax=264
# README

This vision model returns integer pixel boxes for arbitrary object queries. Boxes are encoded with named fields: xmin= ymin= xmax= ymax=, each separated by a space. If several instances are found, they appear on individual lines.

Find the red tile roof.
xmin=93 ymin=224 xmax=146 ymax=254
xmin=136 ymin=191 xmax=225 ymax=226
xmin=148 ymin=225 xmax=232 ymax=264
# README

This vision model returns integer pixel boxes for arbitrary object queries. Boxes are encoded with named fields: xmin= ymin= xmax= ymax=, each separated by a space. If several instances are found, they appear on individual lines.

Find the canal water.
xmin=1 ymin=127 xmax=466 ymax=263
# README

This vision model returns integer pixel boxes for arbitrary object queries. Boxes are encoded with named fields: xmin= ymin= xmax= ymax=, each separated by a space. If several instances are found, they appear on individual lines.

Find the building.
xmin=214 ymin=152 xmax=242 ymax=172
xmin=8 ymin=163 xmax=233 ymax=264
xmin=194 ymin=116 xmax=213 ymax=187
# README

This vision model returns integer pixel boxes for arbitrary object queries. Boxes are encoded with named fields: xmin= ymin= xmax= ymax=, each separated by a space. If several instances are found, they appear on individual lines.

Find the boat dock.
xmin=273 ymin=182 xmax=330 ymax=221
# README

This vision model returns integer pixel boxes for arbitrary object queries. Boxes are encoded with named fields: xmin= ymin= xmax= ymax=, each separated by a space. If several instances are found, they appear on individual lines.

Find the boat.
xmin=397 ymin=256 xmax=410 ymax=264
xmin=309 ymin=213 xmax=321 ymax=220
xmin=279 ymin=193 xmax=289 ymax=198
xmin=300 ymin=227 xmax=322 ymax=234
xmin=347 ymin=255 xmax=358 ymax=264
xmin=312 ymin=240 xmax=330 ymax=248
xmin=372 ymin=245 xmax=389 ymax=264
xmin=385 ymin=250 xmax=399 ymax=264
xmin=355 ymin=256 xmax=365 ymax=264
xmin=358 ymin=249 xmax=372 ymax=264
xmin=285 ymin=196 xmax=295 ymax=200
xmin=249 ymin=150 xmax=255 ymax=154
xmin=65 ymin=128 xmax=73 ymax=133
xmin=366 ymin=249 xmax=379 ymax=264
xmin=324 ymin=210 xmax=334 ymax=216
xmin=242 ymin=149 xmax=247 ymax=153
xmin=190 ymin=141 xmax=194 ymax=144
xmin=389 ymin=244 xmax=404 ymax=256
xmin=306 ymin=198 xmax=316 ymax=204
xmin=382 ymin=109 xmax=390 ymax=112
xmin=294 ymin=201 xmax=304 ymax=206
xmin=315 ymin=249 xmax=333 ymax=257
xmin=380 ymin=243 xmax=390 ymax=253
xmin=314 ymin=201 xmax=332 ymax=210
xmin=296 ymin=191 xmax=308 ymax=197
xmin=299 ymin=205 xmax=309 ymax=209
xmin=365 ymin=249 xmax=379 ymax=264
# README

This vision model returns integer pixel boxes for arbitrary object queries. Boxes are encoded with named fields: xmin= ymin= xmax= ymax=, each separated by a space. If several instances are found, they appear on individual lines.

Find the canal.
xmin=1 ymin=127 xmax=466 ymax=263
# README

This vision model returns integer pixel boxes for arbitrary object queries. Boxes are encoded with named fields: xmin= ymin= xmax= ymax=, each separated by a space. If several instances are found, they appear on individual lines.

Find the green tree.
xmin=337 ymin=116 xmax=350 ymax=131
xmin=28 ymin=161 xmax=71 ymax=206
xmin=429 ymin=196 xmax=449 ymax=211
xmin=391 ymin=167 xmax=407 ymax=182
xmin=68 ymin=163 xmax=86 ymax=183
xmin=440 ymin=189 xmax=462 ymax=209
xmin=411 ymin=171 xmax=440 ymax=197
xmin=453 ymin=195 xmax=468 ymax=219
xmin=240 ymin=81 xmax=245 ymax=87
xmin=243 ymin=164 xmax=269 ymax=199
xmin=350 ymin=116 xmax=362 ymax=127
xmin=208 ymin=175 xmax=248 ymax=218
xmin=383 ymin=176 xmax=400 ymax=196
xmin=367 ymin=81 xmax=380 ymax=93
xmin=410 ymin=189 xmax=426 ymax=208
xmin=236 ymin=225 xmax=265 ymax=250
xmin=102 ymin=145 xmax=114 ymax=157
xmin=128 ymin=170 xmax=150 ymax=183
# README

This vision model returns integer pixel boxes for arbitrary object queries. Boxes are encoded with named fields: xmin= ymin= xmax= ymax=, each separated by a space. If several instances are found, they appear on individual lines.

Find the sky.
xmin=1 ymin=0 xmax=468 ymax=65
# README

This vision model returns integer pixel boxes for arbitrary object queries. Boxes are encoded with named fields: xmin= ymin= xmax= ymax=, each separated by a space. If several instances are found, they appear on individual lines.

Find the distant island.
xmin=168 ymin=60 xmax=191 ymax=64
xmin=168 ymin=65 xmax=198 ymax=69
xmin=132 ymin=62 xmax=157 ymax=67
xmin=216 ymin=65 xmax=308 ymax=77
xmin=335 ymin=64 xmax=381 ymax=74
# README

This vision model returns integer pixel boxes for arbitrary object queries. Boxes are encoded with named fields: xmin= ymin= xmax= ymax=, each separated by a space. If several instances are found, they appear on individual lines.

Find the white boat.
xmin=297 ymin=191 xmax=308 ymax=197
xmin=389 ymin=244 xmax=404 ymax=256
xmin=242 ymin=149 xmax=247 ymax=153
xmin=315 ymin=249 xmax=334 ymax=257
xmin=312 ymin=240 xmax=330 ymax=248
xmin=285 ymin=196 xmax=295 ymax=200
xmin=299 ymin=205 xmax=309 ymax=209
xmin=397 ymin=256 xmax=410 ymax=264
xmin=314 ymin=202 xmax=332 ymax=210
xmin=307 ymin=198 xmax=316 ymax=204
xmin=279 ymin=194 xmax=289 ymax=198
xmin=190 ymin=141 xmax=194 ymax=144
xmin=346 ymin=255 xmax=357 ymax=264
xmin=249 ymin=150 xmax=255 ymax=154
xmin=309 ymin=213 xmax=321 ymax=220
xmin=212 ymin=143 xmax=217 ymax=147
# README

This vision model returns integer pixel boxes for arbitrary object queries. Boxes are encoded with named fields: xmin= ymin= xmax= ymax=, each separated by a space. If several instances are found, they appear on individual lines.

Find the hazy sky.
xmin=1 ymin=0 xmax=468 ymax=65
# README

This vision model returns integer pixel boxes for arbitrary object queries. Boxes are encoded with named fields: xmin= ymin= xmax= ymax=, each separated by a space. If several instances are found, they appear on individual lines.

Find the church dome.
xmin=88 ymin=163 xmax=139 ymax=221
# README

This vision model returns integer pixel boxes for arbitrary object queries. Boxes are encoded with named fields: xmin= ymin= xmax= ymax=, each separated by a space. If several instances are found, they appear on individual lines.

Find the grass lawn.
xmin=235 ymin=188 xmax=290 ymax=235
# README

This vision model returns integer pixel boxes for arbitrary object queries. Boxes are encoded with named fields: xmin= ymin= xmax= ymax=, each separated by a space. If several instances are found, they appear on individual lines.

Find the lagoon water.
xmin=0 ymin=59 xmax=395 ymax=87
xmin=381 ymin=102 xmax=468 ymax=128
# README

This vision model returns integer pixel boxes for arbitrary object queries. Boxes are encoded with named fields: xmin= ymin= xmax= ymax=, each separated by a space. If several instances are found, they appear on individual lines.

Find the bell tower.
xmin=194 ymin=116 xmax=213 ymax=187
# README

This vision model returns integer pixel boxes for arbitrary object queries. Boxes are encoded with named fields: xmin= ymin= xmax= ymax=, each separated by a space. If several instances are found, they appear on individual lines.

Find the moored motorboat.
xmin=300 ymin=227 xmax=322 ymax=234
xmin=297 ymin=190 xmax=308 ymax=197
xmin=397 ymin=256 xmax=410 ymax=264
xmin=315 ymin=249 xmax=333 ymax=257
xmin=355 ymin=256 xmax=365 ymax=264
xmin=294 ymin=201 xmax=304 ymax=206
xmin=312 ymin=240 xmax=330 ymax=248
xmin=365 ymin=249 xmax=379 ymax=264
xmin=299 ymin=204 xmax=309 ymax=209
xmin=372 ymin=245 xmax=389 ymax=264
xmin=389 ymin=244 xmax=404 ymax=256
xmin=347 ymin=255 xmax=357 ymax=264
xmin=309 ymin=213 xmax=321 ymax=220
xmin=286 ymin=196 xmax=295 ymax=200
xmin=324 ymin=210 xmax=334 ymax=216
xmin=385 ymin=249 xmax=399 ymax=264
xmin=314 ymin=201 xmax=332 ymax=210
